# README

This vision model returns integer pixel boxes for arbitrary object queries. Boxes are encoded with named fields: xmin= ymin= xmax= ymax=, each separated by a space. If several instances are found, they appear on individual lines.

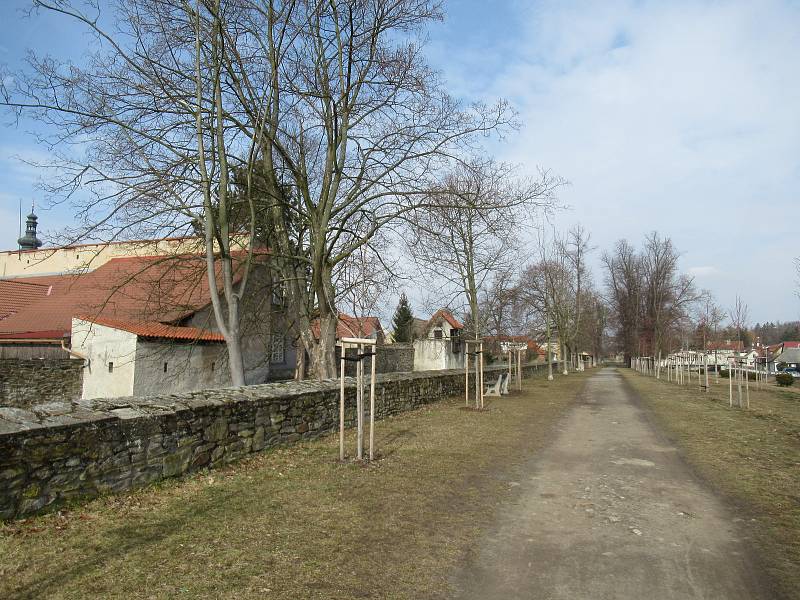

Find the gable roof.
xmin=775 ymin=348 xmax=800 ymax=365
xmin=76 ymin=315 xmax=225 ymax=342
xmin=0 ymin=253 xmax=255 ymax=339
xmin=425 ymin=309 xmax=463 ymax=332
xmin=310 ymin=314 xmax=384 ymax=340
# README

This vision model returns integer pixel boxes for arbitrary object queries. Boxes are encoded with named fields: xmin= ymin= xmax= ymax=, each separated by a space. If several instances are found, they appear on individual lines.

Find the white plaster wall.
xmin=413 ymin=339 xmax=465 ymax=371
xmin=71 ymin=318 xmax=137 ymax=399
xmin=132 ymin=340 xmax=229 ymax=396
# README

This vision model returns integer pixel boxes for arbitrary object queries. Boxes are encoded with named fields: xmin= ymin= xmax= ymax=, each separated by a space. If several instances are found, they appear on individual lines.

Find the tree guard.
xmin=501 ymin=342 xmax=527 ymax=391
xmin=338 ymin=337 xmax=378 ymax=461
xmin=464 ymin=340 xmax=484 ymax=409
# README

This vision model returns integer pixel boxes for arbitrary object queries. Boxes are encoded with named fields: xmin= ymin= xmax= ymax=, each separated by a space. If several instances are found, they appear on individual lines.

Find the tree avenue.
xmin=2 ymin=0 xmax=516 ymax=380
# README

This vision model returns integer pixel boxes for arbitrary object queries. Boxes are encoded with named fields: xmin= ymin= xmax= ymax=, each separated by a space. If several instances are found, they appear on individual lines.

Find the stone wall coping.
xmin=0 ymin=362 xmax=545 ymax=437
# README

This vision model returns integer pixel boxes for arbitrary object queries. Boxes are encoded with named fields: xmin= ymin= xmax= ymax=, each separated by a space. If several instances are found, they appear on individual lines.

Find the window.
xmin=211 ymin=361 xmax=215 ymax=372
xmin=108 ymin=362 xmax=114 ymax=373
xmin=433 ymin=328 xmax=443 ymax=340
xmin=163 ymin=362 xmax=168 ymax=373
xmin=272 ymin=283 xmax=285 ymax=307
xmin=270 ymin=334 xmax=285 ymax=364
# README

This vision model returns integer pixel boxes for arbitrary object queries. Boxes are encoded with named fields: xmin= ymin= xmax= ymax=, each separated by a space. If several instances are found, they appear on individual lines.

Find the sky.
xmin=0 ymin=0 xmax=799 ymax=323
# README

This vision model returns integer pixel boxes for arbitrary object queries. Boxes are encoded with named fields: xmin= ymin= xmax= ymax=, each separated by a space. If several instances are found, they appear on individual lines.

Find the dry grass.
xmin=622 ymin=369 xmax=800 ymax=599
xmin=0 ymin=372 xmax=588 ymax=600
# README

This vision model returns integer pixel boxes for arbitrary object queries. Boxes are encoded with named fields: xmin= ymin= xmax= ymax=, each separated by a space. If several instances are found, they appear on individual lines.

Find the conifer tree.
xmin=392 ymin=293 xmax=415 ymax=342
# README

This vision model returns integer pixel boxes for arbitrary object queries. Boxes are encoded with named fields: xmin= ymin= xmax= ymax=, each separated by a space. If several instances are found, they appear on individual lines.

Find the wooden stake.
xmin=339 ymin=343 xmax=346 ymax=461
xmin=479 ymin=342 xmax=484 ymax=409
xmin=357 ymin=343 xmax=364 ymax=460
xmin=466 ymin=345 xmax=470 ymax=401
xmin=369 ymin=341 xmax=376 ymax=460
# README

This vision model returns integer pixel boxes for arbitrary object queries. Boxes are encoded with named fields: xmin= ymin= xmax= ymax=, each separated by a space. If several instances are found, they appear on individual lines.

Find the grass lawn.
xmin=622 ymin=369 xmax=800 ymax=599
xmin=0 ymin=371 xmax=587 ymax=600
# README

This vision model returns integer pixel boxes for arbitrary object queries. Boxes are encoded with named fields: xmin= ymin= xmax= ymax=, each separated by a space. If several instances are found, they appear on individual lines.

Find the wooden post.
xmin=745 ymin=362 xmax=750 ymax=410
xmin=357 ymin=343 xmax=364 ymax=460
xmin=369 ymin=341 xmax=376 ymax=460
xmin=339 ymin=342 xmax=346 ymax=461
xmin=704 ymin=352 xmax=709 ymax=392
xmin=465 ymin=345 xmax=470 ymax=408
xmin=737 ymin=363 xmax=743 ymax=409
xmin=728 ymin=360 xmax=733 ymax=407
xmin=479 ymin=341 xmax=485 ymax=409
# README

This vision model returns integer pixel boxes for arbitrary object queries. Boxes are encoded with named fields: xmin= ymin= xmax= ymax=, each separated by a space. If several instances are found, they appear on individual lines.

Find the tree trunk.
xmin=227 ymin=329 xmax=246 ymax=387
xmin=307 ymin=310 xmax=338 ymax=380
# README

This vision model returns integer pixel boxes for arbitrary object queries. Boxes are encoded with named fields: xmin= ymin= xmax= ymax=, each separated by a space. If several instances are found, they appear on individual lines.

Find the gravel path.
xmin=452 ymin=368 xmax=773 ymax=599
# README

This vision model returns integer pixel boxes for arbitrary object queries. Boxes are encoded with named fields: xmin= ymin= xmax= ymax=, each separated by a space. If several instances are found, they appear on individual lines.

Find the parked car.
xmin=779 ymin=368 xmax=800 ymax=378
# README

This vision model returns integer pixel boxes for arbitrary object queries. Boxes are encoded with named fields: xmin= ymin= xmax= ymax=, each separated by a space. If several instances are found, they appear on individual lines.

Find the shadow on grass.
xmin=377 ymin=428 xmax=416 ymax=458
xmin=8 ymin=485 xmax=240 ymax=600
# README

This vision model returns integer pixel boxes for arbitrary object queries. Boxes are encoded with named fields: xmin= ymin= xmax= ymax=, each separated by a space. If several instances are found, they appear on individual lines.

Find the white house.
xmin=412 ymin=309 xmax=465 ymax=371
xmin=71 ymin=316 xmax=229 ymax=400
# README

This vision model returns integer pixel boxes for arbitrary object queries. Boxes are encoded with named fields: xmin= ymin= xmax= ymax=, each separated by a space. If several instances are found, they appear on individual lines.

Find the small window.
xmin=163 ymin=362 xmax=168 ymax=373
xmin=270 ymin=334 xmax=285 ymax=364
xmin=433 ymin=329 xmax=443 ymax=340
xmin=211 ymin=361 xmax=215 ymax=372
xmin=272 ymin=283 xmax=285 ymax=307
xmin=108 ymin=362 xmax=114 ymax=373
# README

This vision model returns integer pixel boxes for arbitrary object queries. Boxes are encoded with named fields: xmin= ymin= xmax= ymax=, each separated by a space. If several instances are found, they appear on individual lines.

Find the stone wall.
xmin=0 ymin=362 xmax=554 ymax=520
xmin=376 ymin=343 xmax=414 ymax=373
xmin=0 ymin=359 xmax=84 ymax=409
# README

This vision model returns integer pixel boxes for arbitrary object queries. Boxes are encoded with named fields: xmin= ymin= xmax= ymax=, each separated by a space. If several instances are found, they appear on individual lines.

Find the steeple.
xmin=17 ymin=202 xmax=43 ymax=250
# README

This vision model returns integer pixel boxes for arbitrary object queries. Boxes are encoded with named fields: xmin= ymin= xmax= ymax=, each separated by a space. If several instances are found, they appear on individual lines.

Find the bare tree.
xmin=729 ymin=294 xmax=750 ymax=348
xmin=640 ymin=232 xmax=699 ymax=357
xmin=694 ymin=290 xmax=725 ymax=351
xmin=2 ymin=0 xmax=519 ymax=380
xmin=602 ymin=233 xmax=698 ymax=365
xmin=407 ymin=158 xmax=561 ymax=340
xmin=602 ymin=239 xmax=641 ymax=366
xmin=518 ymin=226 xmax=589 ymax=375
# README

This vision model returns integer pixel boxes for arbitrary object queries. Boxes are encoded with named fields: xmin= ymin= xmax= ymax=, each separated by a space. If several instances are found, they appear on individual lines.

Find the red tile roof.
xmin=76 ymin=315 xmax=225 ymax=342
xmin=0 ymin=253 xmax=256 ymax=339
xmin=0 ymin=279 xmax=53 ymax=320
xmin=311 ymin=314 xmax=384 ymax=340
xmin=425 ymin=309 xmax=464 ymax=332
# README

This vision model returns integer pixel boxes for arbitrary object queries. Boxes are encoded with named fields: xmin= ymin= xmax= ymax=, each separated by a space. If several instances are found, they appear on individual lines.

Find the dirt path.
xmin=452 ymin=368 xmax=773 ymax=599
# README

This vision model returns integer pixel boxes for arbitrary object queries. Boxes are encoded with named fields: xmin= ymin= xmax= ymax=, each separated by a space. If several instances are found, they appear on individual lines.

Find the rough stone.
xmin=0 ymin=363 xmax=552 ymax=520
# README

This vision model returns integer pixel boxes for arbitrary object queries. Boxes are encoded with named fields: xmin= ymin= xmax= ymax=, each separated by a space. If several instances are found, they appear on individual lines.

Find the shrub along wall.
xmin=0 ymin=359 xmax=84 ymax=409
xmin=0 ymin=362 xmax=553 ymax=520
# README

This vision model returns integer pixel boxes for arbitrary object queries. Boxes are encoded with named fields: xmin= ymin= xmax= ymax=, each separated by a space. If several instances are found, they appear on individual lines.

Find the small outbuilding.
xmin=71 ymin=316 xmax=229 ymax=399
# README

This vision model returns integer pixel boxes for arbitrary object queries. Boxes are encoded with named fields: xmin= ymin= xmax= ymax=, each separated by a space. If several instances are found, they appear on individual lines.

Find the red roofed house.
xmin=413 ymin=309 xmax=465 ymax=371
xmin=0 ymin=240 xmax=295 ymax=398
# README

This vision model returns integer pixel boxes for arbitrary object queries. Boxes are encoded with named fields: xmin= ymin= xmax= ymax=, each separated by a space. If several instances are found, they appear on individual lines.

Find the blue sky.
xmin=1 ymin=0 xmax=799 ymax=323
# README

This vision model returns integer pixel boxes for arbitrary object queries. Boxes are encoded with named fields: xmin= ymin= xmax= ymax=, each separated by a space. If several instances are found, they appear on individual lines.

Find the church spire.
xmin=17 ymin=202 xmax=43 ymax=250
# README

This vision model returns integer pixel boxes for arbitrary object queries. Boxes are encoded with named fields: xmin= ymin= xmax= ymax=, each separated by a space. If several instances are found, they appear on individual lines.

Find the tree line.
xmin=3 ymin=1 xmax=794 ymax=381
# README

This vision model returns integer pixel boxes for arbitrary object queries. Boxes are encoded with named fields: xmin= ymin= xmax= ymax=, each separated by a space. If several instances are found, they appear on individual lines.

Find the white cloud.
xmin=431 ymin=0 xmax=800 ymax=321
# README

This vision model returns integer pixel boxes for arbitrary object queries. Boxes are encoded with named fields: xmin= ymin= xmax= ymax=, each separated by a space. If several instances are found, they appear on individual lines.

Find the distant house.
xmin=773 ymin=347 xmax=800 ymax=371
xmin=310 ymin=313 xmax=385 ymax=344
xmin=483 ymin=335 xmax=544 ymax=361
xmin=413 ymin=309 xmax=465 ymax=371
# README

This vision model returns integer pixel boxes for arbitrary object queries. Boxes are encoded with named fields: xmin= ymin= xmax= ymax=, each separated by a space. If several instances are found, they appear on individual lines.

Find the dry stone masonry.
xmin=0 ymin=363 xmax=551 ymax=520
xmin=0 ymin=359 xmax=84 ymax=409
